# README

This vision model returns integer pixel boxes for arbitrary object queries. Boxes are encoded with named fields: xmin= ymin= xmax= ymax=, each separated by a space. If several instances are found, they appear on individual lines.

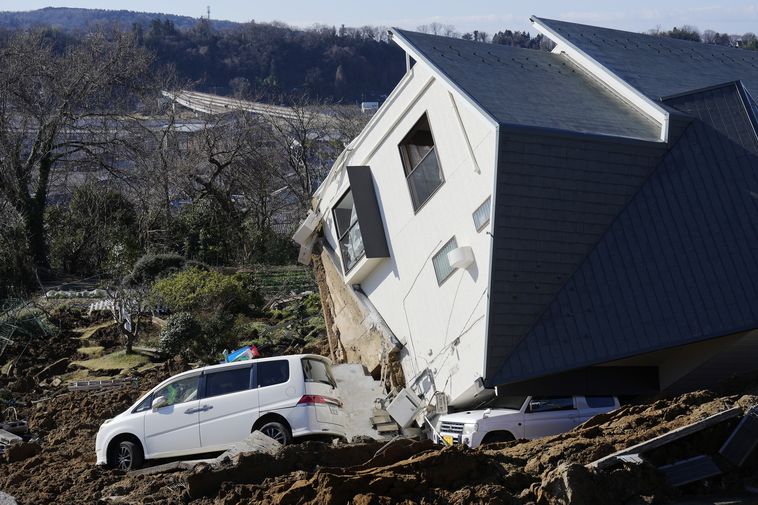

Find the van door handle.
xmin=184 ymin=408 xmax=198 ymax=414
xmin=200 ymin=405 xmax=213 ymax=411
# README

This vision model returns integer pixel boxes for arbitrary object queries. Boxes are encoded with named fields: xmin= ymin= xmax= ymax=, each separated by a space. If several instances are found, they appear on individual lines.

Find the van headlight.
xmin=462 ymin=422 xmax=479 ymax=436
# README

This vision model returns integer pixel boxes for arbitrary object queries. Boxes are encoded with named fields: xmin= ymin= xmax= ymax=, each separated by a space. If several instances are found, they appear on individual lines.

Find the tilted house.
xmin=295 ymin=16 xmax=758 ymax=408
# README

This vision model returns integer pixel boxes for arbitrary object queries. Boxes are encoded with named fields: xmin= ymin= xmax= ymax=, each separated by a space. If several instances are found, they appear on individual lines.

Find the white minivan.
xmin=95 ymin=354 xmax=345 ymax=470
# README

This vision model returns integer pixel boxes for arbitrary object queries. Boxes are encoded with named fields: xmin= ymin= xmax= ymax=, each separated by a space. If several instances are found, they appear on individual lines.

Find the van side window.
xmin=585 ymin=396 xmax=615 ymax=408
xmin=527 ymin=396 xmax=575 ymax=413
xmin=257 ymin=360 xmax=290 ymax=387
xmin=205 ymin=367 xmax=251 ymax=398
xmin=153 ymin=376 xmax=200 ymax=406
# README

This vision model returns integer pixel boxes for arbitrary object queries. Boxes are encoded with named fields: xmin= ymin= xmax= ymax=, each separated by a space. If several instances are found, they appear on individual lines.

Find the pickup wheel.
xmin=481 ymin=431 xmax=515 ymax=444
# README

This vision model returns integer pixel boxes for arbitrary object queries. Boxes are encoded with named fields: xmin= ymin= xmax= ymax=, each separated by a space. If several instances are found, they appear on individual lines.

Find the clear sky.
xmin=2 ymin=1 xmax=758 ymax=35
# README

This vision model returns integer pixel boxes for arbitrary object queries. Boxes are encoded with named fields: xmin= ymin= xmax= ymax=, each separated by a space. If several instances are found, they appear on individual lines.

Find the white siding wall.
xmin=316 ymin=63 xmax=498 ymax=405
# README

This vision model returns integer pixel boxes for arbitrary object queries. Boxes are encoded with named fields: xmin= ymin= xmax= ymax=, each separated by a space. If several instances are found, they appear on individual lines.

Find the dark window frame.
xmin=398 ymin=112 xmax=445 ymax=213
xmin=333 ymin=188 xmax=366 ymax=274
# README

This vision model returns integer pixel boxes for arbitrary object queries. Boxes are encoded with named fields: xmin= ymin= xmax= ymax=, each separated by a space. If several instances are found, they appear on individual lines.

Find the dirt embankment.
xmin=3 ymin=310 xmax=758 ymax=505
xmin=4 ymin=385 xmax=755 ymax=505
xmin=0 ymin=358 xmax=187 ymax=505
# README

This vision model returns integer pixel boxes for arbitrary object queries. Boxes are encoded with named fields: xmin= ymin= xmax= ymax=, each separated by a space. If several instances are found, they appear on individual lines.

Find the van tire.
xmin=110 ymin=440 xmax=144 ymax=471
xmin=481 ymin=431 xmax=515 ymax=444
xmin=257 ymin=421 xmax=292 ymax=445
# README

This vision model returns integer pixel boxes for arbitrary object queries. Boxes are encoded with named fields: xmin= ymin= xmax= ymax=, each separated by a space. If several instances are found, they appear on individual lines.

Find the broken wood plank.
xmin=375 ymin=423 xmax=400 ymax=434
xmin=719 ymin=406 xmax=758 ymax=467
xmin=617 ymin=453 xmax=645 ymax=465
xmin=0 ymin=429 xmax=22 ymax=445
xmin=371 ymin=415 xmax=393 ymax=426
xmin=659 ymin=455 xmax=722 ymax=487
xmin=588 ymin=406 xmax=742 ymax=470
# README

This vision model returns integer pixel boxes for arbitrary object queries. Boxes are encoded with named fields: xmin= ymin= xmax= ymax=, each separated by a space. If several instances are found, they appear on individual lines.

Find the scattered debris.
xmin=67 ymin=378 xmax=137 ymax=392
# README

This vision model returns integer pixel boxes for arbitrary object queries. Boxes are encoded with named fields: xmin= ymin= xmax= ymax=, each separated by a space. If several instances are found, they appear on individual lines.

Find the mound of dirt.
xmin=0 ymin=358 xmax=188 ymax=505
xmin=86 ymin=390 xmax=758 ymax=505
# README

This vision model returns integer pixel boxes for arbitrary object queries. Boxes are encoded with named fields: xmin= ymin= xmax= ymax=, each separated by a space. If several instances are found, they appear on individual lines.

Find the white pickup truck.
xmin=433 ymin=394 xmax=619 ymax=448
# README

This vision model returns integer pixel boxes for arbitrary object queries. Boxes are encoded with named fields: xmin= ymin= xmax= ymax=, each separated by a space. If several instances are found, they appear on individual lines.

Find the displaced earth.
xmin=1 ymin=306 xmax=758 ymax=504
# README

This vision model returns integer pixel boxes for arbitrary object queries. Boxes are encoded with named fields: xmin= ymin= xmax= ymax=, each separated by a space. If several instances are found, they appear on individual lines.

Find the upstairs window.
xmin=333 ymin=190 xmax=365 ymax=273
xmin=399 ymin=114 xmax=444 ymax=211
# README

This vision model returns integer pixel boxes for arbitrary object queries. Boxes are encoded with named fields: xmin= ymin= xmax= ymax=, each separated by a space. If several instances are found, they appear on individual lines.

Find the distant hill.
xmin=0 ymin=7 xmax=239 ymax=31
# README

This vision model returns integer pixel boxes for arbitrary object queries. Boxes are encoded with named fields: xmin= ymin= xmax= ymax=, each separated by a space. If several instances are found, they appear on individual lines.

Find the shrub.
xmin=159 ymin=312 xmax=201 ymax=356
xmin=124 ymin=253 xmax=188 ymax=286
xmin=151 ymin=267 xmax=259 ymax=313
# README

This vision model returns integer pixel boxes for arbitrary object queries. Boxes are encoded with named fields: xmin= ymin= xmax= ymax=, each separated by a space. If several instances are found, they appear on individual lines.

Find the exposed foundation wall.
xmin=312 ymin=246 xmax=405 ymax=390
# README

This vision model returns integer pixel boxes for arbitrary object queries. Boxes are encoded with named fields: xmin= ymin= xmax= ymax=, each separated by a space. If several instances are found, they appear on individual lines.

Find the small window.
xmin=585 ymin=396 xmax=615 ymax=408
xmin=302 ymin=358 xmax=336 ymax=388
xmin=257 ymin=360 xmax=290 ymax=388
xmin=153 ymin=376 xmax=200 ymax=407
xmin=333 ymin=190 xmax=365 ymax=273
xmin=205 ymin=367 xmax=251 ymax=398
xmin=527 ymin=396 xmax=575 ymax=413
xmin=432 ymin=237 xmax=458 ymax=285
xmin=473 ymin=197 xmax=491 ymax=231
xmin=399 ymin=114 xmax=444 ymax=211
xmin=133 ymin=394 xmax=153 ymax=413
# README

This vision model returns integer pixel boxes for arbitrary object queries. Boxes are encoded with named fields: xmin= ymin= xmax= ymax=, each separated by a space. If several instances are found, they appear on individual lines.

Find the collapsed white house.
xmin=294 ymin=16 xmax=758 ymax=414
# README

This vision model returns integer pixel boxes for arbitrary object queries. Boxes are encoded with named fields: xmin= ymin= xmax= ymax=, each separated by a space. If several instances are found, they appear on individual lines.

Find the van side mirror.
xmin=152 ymin=396 xmax=168 ymax=410
xmin=528 ymin=401 xmax=542 ymax=412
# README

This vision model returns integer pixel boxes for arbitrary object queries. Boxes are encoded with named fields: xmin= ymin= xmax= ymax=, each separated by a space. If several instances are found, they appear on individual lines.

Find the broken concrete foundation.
xmin=312 ymin=247 xmax=404 ymax=390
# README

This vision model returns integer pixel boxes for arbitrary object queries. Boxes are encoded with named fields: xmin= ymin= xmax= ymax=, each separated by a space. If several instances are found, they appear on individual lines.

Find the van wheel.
xmin=481 ymin=431 xmax=515 ymax=444
xmin=257 ymin=421 xmax=291 ymax=445
xmin=111 ymin=440 xmax=144 ymax=471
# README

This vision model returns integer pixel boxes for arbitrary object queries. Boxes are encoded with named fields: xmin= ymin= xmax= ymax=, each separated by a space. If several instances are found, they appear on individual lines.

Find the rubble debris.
xmin=33 ymin=358 xmax=70 ymax=382
xmin=719 ymin=406 xmax=758 ymax=466
xmin=659 ymin=455 xmax=722 ymax=487
xmin=67 ymin=378 xmax=137 ymax=392
xmin=4 ymin=441 xmax=41 ymax=463
xmin=0 ymin=429 xmax=21 ymax=445
xmin=588 ymin=406 xmax=742 ymax=470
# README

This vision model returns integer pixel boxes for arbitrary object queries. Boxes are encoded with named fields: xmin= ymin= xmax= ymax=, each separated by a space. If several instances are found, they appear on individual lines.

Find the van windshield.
xmin=301 ymin=358 xmax=336 ymax=388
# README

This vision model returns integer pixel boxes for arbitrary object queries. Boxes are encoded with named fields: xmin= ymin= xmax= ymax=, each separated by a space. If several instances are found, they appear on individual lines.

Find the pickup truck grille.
xmin=439 ymin=421 xmax=464 ymax=434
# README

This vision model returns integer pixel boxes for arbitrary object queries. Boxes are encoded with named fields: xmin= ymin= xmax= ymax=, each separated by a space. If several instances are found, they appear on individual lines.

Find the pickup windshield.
xmin=301 ymin=358 xmax=336 ymax=388
xmin=474 ymin=395 xmax=527 ymax=410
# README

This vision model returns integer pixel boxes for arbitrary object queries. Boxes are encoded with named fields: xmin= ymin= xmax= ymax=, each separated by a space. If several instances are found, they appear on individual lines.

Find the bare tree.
xmin=0 ymin=29 xmax=154 ymax=276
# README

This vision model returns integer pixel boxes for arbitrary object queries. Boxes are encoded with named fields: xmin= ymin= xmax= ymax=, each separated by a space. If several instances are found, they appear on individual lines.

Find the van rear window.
xmin=257 ymin=360 xmax=290 ymax=387
xmin=302 ymin=358 xmax=336 ymax=388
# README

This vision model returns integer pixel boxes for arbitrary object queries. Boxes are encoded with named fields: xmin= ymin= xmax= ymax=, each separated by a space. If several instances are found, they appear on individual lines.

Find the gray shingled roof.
xmin=488 ymin=81 xmax=758 ymax=387
xmin=392 ymin=28 xmax=660 ymax=141
xmin=535 ymin=17 xmax=758 ymax=100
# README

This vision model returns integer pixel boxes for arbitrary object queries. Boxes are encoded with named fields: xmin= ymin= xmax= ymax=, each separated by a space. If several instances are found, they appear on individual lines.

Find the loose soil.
xmin=2 ymin=308 xmax=758 ymax=504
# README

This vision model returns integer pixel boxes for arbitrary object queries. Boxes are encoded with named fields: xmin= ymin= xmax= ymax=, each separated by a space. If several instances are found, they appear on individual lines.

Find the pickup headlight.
xmin=462 ymin=422 xmax=479 ymax=436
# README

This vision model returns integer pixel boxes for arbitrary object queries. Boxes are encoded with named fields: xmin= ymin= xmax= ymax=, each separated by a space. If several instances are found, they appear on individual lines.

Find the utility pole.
xmin=207 ymin=6 xmax=211 ymax=20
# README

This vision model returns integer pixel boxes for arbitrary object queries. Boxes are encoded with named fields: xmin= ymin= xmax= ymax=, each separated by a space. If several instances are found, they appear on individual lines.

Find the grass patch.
xmin=77 ymin=346 xmax=104 ymax=357
xmin=73 ymin=321 xmax=116 ymax=341
xmin=73 ymin=350 xmax=149 ymax=373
